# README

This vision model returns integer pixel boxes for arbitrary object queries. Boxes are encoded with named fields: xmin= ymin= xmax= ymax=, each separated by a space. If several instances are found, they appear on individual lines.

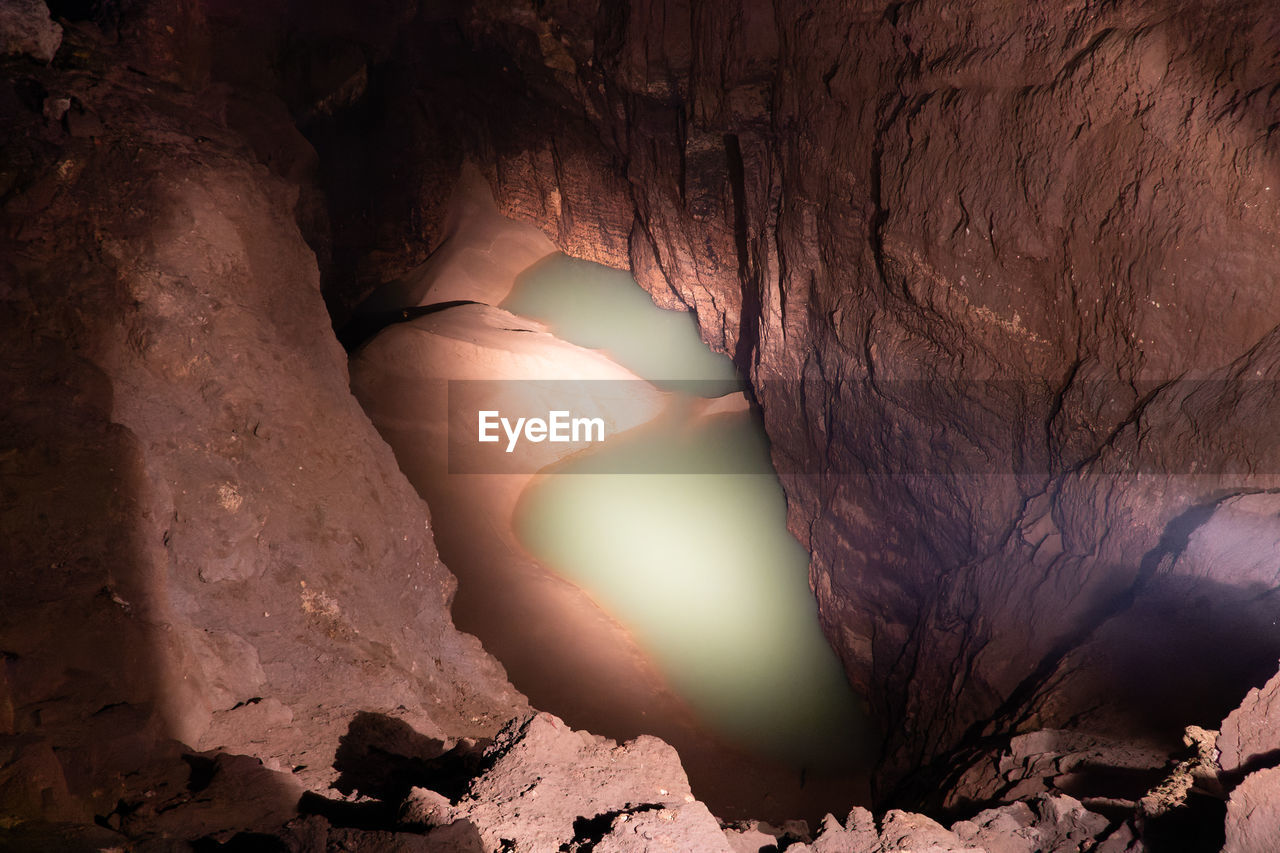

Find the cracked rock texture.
xmin=444 ymin=713 xmax=731 ymax=853
xmin=1220 ymin=668 xmax=1280 ymax=851
xmin=398 ymin=0 xmax=1280 ymax=804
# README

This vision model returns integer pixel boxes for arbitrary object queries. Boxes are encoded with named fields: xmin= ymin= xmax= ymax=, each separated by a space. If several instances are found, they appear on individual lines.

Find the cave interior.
xmin=3 ymin=0 xmax=1280 ymax=850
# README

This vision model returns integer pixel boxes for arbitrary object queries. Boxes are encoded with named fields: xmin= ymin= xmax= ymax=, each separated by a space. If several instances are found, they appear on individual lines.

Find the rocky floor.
xmin=8 ymin=674 xmax=1279 ymax=850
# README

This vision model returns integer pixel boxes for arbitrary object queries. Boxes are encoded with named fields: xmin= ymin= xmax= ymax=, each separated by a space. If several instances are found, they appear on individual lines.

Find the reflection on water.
xmin=503 ymin=255 xmax=742 ymax=396
xmin=507 ymin=254 xmax=872 ymax=769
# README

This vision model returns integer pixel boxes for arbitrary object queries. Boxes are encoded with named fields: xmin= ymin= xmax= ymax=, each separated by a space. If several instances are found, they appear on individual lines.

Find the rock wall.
xmin=0 ymin=6 xmax=523 ymax=831
xmin=429 ymin=0 xmax=1280 ymax=801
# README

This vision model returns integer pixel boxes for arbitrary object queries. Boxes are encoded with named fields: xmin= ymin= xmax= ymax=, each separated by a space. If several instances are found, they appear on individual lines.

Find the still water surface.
xmin=502 ymin=255 xmax=742 ymax=396
xmin=504 ymin=255 xmax=871 ymax=768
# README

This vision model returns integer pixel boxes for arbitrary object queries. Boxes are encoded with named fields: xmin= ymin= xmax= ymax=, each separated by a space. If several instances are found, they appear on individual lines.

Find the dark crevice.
xmin=725 ymin=132 xmax=760 ymax=371
xmin=1223 ymin=747 xmax=1280 ymax=789
xmin=333 ymin=711 xmax=492 ymax=804
xmin=560 ymin=803 xmax=665 ymax=852
xmin=882 ymin=492 xmax=1252 ymax=812
xmin=1140 ymin=793 xmax=1227 ymax=853
xmin=192 ymin=832 xmax=292 ymax=853
xmin=339 ymin=300 xmax=486 ymax=351
xmin=45 ymin=0 xmax=111 ymax=24
xmin=867 ymin=95 xmax=906 ymax=300
xmin=183 ymin=754 xmax=219 ymax=794
xmin=297 ymin=790 xmax=400 ymax=833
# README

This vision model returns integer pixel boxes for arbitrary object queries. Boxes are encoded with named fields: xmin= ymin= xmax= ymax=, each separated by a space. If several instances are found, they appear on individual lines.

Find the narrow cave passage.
xmin=347 ymin=175 xmax=876 ymax=823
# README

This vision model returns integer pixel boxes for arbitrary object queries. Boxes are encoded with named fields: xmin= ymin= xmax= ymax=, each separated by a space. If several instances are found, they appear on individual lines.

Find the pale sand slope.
xmin=358 ymin=163 xmax=557 ymax=311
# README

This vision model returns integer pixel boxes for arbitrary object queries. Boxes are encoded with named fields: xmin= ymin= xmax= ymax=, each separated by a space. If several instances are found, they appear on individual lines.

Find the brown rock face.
xmin=1218 ymin=668 xmax=1280 ymax=852
xmin=382 ymin=0 xmax=1280 ymax=799
xmin=1218 ymin=666 xmax=1280 ymax=777
xmin=449 ymin=712 xmax=731 ymax=853
xmin=0 ymin=0 xmax=61 ymax=63
xmin=0 ymin=16 xmax=522 ymax=833
xmin=1224 ymin=767 xmax=1280 ymax=853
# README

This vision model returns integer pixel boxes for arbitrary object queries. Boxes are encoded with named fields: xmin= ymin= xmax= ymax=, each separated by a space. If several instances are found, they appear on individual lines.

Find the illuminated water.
xmin=503 ymin=255 xmax=742 ymax=397
xmin=506 ymin=255 xmax=871 ymax=768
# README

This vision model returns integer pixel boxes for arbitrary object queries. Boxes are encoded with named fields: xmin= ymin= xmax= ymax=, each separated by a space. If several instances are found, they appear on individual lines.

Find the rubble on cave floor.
xmin=13 ymin=676 xmax=1273 ymax=852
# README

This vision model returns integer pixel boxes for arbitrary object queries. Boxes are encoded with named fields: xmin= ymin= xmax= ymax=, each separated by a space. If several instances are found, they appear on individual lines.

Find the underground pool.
xmin=348 ymin=193 xmax=877 ymax=821
xmin=503 ymin=254 xmax=871 ymax=768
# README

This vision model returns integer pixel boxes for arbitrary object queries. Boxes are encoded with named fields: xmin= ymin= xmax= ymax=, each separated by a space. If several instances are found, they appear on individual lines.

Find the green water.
xmin=507 ymin=254 xmax=870 ymax=767
xmin=502 ymin=255 xmax=742 ymax=396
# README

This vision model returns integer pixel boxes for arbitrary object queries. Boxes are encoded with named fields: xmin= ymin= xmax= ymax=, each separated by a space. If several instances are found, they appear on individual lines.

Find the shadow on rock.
xmin=332 ymin=711 xmax=490 ymax=803
xmin=295 ymin=711 xmax=491 ymax=839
